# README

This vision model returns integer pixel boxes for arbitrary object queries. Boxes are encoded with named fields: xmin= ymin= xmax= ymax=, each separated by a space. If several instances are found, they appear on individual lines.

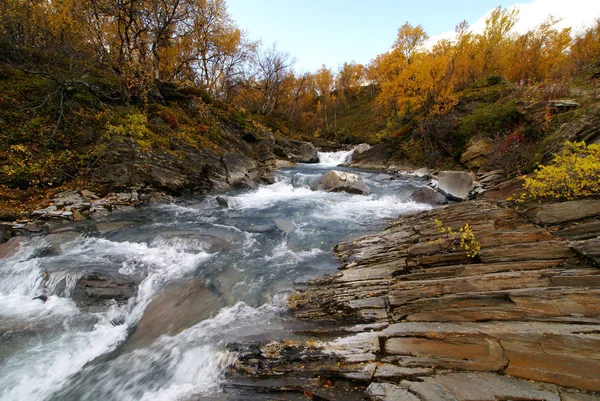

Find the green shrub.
xmin=521 ymin=141 xmax=600 ymax=201
xmin=456 ymin=101 xmax=521 ymax=138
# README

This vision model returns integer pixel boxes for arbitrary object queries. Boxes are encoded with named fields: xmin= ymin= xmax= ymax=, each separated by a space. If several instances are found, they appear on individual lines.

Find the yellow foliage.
xmin=521 ymin=141 xmax=600 ymax=201
xmin=106 ymin=113 xmax=150 ymax=141
xmin=430 ymin=219 xmax=481 ymax=258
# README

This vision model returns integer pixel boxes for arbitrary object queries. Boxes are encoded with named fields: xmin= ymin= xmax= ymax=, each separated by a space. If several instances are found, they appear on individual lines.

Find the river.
xmin=0 ymin=150 xmax=431 ymax=401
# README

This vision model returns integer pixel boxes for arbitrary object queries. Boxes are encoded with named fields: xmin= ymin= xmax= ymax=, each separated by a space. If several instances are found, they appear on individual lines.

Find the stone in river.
xmin=314 ymin=170 xmax=371 ymax=195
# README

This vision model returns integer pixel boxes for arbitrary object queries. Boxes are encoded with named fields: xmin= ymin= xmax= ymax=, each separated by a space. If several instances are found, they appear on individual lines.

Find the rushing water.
xmin=0 ymin=150 xmax=431 ymax=401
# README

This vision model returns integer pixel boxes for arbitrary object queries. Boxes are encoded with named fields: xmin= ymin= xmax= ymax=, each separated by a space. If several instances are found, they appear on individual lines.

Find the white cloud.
xmin=426 ymin=0 xmax=600 ymax=47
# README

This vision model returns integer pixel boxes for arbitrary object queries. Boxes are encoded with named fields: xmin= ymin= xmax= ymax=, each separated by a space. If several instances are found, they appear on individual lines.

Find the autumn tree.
xmin=252 ymin=43 xmax=295 ymax=115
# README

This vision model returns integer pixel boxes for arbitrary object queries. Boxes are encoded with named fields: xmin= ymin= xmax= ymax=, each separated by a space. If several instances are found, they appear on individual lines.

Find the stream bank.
xmin=227 ymin=197 xmax=600 ymax=400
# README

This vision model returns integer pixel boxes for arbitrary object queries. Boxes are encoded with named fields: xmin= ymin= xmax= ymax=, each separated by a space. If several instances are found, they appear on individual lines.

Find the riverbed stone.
xmin=410 ymin=187 xmax=448 ymax=205
xmin=354 ymin=143 xmax=372 ymax=154
xmin=435 ymin=171 xmax=475 ymax=201
xmin=0 ymin=237 xmax=23 ymax=259
xmin=276 ymin=139 xmax=318 ymax=163
xmin=73 ymin=271 xmax=136 ymax=309
xmin=314 ymin=170 xmax=371 ymax=195
xmin=126 ymin=277 xmax=225 ymax=350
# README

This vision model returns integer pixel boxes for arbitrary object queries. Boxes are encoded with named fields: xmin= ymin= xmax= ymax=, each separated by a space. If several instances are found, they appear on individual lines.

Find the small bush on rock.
xmin=521 ymin=141 xmax=600 ymax=201
xmin=430 ymin=219 xmax=481 ymax=258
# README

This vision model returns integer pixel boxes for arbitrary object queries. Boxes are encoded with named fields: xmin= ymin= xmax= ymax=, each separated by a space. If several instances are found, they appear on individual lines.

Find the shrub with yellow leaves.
xmin=430 ymin=219 xmax=481 ymax=258
xmin=521 ymin=141 xmax=600 ymax=201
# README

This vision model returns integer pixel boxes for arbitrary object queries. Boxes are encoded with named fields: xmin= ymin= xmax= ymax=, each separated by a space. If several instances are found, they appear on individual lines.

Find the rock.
xmin=349 ymin=143 xmax=392 ymax=169
xmin=548 ymin=99 xmax=580 ymax=112
xmin=73 ymin=272 xmax=136 ymax=308
xmin=436 ymin=170 xmax=475 ymax=201
xmin=460 ymin=136 xmax=494 ymax=169
xmin=413 ymin=167 xmax=430 ymax=178
xmin=276 ymin=139 xmax=318 ymax=163
xmin=216 ymin=196 xmax=229 ymax=207
xmin=410 ymin=187 xmax=448 ymax=205
xmin=570 ymin=237 xmax=600 ymax=266
xmin=354 ymin=143 xmax=371 ymax=154
xmin=222 ymin=153 xmax=258 ymax=184
xmin=366 ymin=382 xmax=421 ymax=401
xmin=273 ymin=218 xmax=293 ymax=233
xmin=126 ymin=277 xmax=225 ymax=350
xmin=0 ymin=237 xmax=23 ymax=259
xmin=0 ymin=224 xmax=11 ymax=243
xmin=372 ymin=174 xmax=395 ymax=182
xmin=72 ymin=210 xmax=86 ymax=222
xmin=33 ymin=295 xmax=48 ymax=302
xmin=405 ymin=372 xmax=562 ymax=401
xmin=314 ymin=170 xmax=372 ymax=195
xmin=52 ymin=190 xmax=86 ymax=208
xmin=80 ymin=189 xmax=99 ymax=200
xmin=524 ymin=199 xmax=600 ymax=226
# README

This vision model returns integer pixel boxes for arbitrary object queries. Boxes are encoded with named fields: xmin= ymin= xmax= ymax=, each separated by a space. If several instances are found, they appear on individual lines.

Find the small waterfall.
xmin=316 ymin=148 xmax=355 ymax=166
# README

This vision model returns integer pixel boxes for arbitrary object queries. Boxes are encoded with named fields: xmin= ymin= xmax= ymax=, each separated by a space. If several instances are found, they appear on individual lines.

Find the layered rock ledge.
xmin=226 ymin=198 xmax=600 ymax=400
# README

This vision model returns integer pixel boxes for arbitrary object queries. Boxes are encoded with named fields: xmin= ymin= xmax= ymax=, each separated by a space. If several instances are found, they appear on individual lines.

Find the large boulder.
xmin=354 ymin=143 xmax=372 ymax=155
xmin=349 ymin=143 xmax=391 ymax=169
xmin=461 ymin=136 xmax=494 ymax=169
xmin=314 ymin=170 xmax=371 ymax=195
xmin=0 ymin=237 xmax=23 ymax=259
xmin=222 ymin=153 xmax=259 ymax=189
xmin=436 ymin=171 xmax=475 ymax=201
xmin=125 ymin=277 xmax=225 ymax=350
xmin=410 ymin=187 xmax=448 ymax=205
xmin=73 ymin=271 xmax=137 ymax=309
xmin=275 ymin=139 xmax=318 ymax=163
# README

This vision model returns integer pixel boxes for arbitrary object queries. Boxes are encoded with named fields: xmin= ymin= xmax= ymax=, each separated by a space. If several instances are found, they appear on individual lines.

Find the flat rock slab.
xmin=525 ymin=199 xmax=600 ymax=225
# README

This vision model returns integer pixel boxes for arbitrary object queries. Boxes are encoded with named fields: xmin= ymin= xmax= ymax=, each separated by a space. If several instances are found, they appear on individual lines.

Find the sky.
xmin=226 ymin=0 xmax=600 ymax=72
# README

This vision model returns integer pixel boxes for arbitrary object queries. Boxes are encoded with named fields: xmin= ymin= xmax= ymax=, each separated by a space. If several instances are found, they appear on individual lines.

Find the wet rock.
xmin=73 ymin=272 xmax=136 ymax=308
xmin=314 ymin=170 xmax=371 ymax=195
xmin=126 ymin=277 xmax=225 ymax=350
xmin=413 ymin=167 xmax=430 ymax=179
xmin=435 ymin=171 xmax=475 ymax=201
xmin=0 ymin=237 xmax=23 ymax=259
xmin=274 ymin=218 xmax=294 ymax=233
xmin=410 ymin=187 xmax=448 ymax=205
xmin=349 ymin=143 xmax=392 ymax=169
xmin=276 ymin=139 xmax=319 ymax=163
xmin=354 ymin=143 xmax=371 ymax=155
xmin=33 ymin=295 xmax=48 ymax=302
xmin=0 ymin=224 xmax=11 ymax=243
xmin=372 ymin=174 xmax=395 ymax=182
xmin=460 ymin=136 xmax=494 ymax=169
xmin=216 ymin=196 xmax=229 ymax=207
xmin=222 ymin=153 xmax=258 ymax=183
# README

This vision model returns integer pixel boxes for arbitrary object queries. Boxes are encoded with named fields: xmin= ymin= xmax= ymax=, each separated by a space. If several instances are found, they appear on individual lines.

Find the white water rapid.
xmin=0 ymin=151 xmax=432 ymax=401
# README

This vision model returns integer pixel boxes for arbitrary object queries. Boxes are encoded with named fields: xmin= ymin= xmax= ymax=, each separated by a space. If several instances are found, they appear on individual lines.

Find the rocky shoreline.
xmin=0 ymin=138 xmax=323 ymax=240
xmin=225 ymin=196 xmax=600 ymax=400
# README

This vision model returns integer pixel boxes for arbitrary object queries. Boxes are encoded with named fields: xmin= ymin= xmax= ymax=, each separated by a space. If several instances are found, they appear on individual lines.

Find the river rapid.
xmin=0 ymin=150 xmax=431 ymax=401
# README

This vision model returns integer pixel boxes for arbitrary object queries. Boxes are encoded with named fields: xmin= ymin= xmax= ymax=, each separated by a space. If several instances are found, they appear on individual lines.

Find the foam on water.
xmin=0 ymin=160 xmax=433 ymax=401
